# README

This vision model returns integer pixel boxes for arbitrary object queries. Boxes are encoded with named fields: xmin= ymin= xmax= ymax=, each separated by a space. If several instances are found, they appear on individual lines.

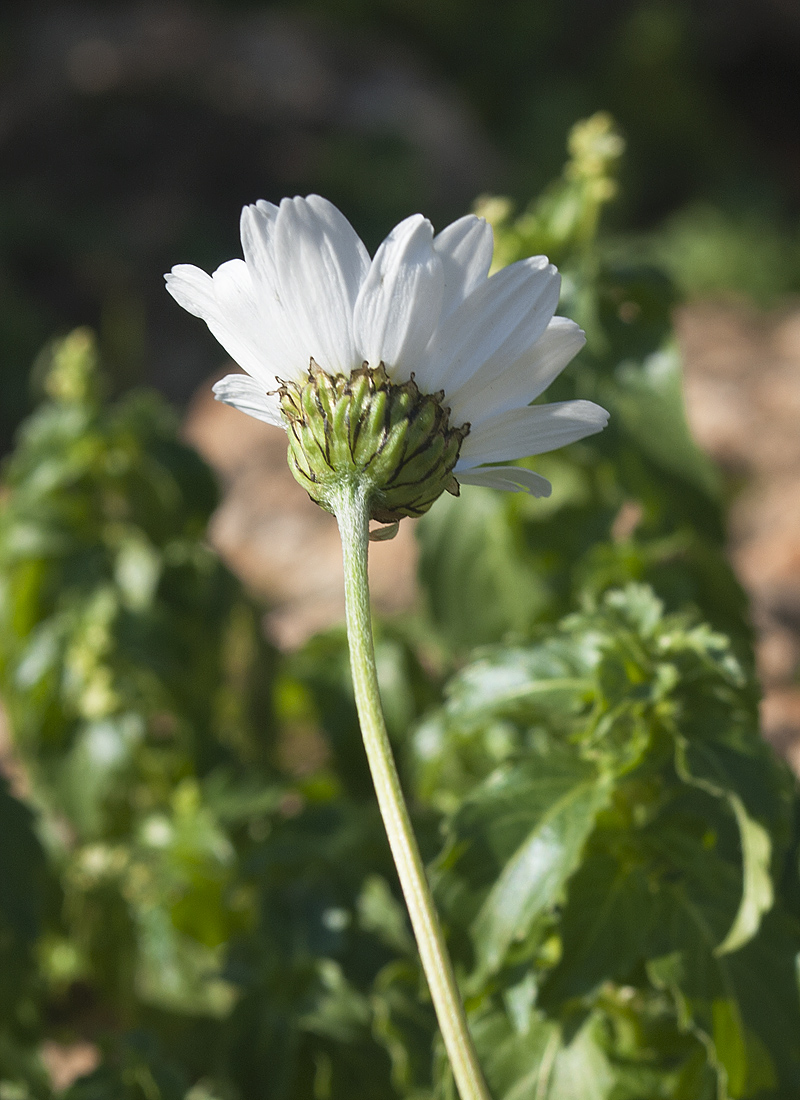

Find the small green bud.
xmin=278 ymin=361 xmax=469 ymax=525
xmin=42 ymin=327 xmax=101 ymax=405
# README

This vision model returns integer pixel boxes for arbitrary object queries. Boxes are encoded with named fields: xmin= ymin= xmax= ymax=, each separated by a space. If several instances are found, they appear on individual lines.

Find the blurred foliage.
xmin=0 ymin=117 xmax=798 ymax=1100
xmin=647 ymin=204 xmax=800 ymax=306
xmin=0 ymin=326 xmax=281 ymax=1086
xmin=421 ymin=114 xmax=746 ymax=659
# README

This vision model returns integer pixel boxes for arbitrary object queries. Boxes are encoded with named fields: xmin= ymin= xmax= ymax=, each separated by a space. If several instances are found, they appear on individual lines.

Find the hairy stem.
xmin=333 ymin=479 xmax=492 ymax=1100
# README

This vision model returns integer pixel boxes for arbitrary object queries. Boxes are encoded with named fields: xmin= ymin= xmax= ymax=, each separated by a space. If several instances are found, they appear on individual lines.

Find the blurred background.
xmin=1 ymin=0 xmax=799 ymax=719
xmin=3 ymin=2 xmax=800 ymax=1096
xmin=3 ymin=0 xmax=800 ymax=434
xmin=5 ymin=0 xmax=800 ymax=729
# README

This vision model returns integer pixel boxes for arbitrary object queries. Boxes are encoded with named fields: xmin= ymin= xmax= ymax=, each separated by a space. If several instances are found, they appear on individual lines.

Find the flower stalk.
xmin=333 ymin=477 xmax=492 ymax=1100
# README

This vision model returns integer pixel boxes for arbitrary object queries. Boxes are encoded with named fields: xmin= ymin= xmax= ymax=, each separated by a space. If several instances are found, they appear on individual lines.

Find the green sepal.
xmin=278 ymin=363 xmax=469 ymax=523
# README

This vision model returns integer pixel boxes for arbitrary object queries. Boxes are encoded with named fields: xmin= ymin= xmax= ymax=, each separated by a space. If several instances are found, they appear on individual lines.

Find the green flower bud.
xmin=278 ymin=361 xmax=469 ymax=525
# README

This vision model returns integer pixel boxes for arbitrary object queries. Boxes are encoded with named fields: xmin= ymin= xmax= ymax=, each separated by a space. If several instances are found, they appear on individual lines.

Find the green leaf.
xmin=298 ymin=959 xmax=371 ymax=1043
xmin=439 ymin=752 xmax=609 ymax=979
xmin=648 ymin=951 xmax=751 ymax=1100
xmin=646 ymin=886 xmax=800 ymax=1097
xmin=471 ymin=1008 xmax=561 ymax=1100
xmin=726 ymin=909 xmax=800 ymax=1094
xmin=675 ymin=739 xmax=775 ymax=955
xmin=711 ymin=998 xmax=747 ymax=1098
xmin=540 ymin=852 xmax=658 ymax=1004
xmin=472 ymin=773 xmax=609 ymax=979
xmin=548 ymin=1015 xmax=615 ymax=1100
xmin=445 ymin=645 xmax=593 ymax=723
xmin=713 ymin=795 xmax=773 ymax=957
xmin=357 ymin=875 xmax=414 ymax=956
xmin=473 ymin=1008 xmax=614 ymax=1100
xmin=416 ymin=487 xmax=547 ymax=651
xmin=611 ymin=343 xmax=721 ymax=500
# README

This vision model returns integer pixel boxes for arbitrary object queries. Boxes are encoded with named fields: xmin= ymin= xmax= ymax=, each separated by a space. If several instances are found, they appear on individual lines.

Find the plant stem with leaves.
xmin=333 ymin=479 xmax=492 ymax=1100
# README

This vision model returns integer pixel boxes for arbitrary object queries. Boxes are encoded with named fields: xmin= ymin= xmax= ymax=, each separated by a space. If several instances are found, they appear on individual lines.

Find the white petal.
xmin=457 ymin=400 xmax=610 ymax=468
xmin=456 ymin=466 xmax=552 ymax=497
xmin=353 ymin=214 xmax=444 ymax=381
xmin=239 ymin=201 xmax=278 ymax=291
xmin=448 ymin=316 xmax=586 ymax=427
xmin=239 ymin=202 xmax=278 ymax=298
xmin=212 ymin=373 xmax=285 ymax=428
xmin=166 ymin=263 xmax=216 ymax=318
xmin=165 ymin=260 xmax=275 ymax=387
xmin=254 ymin=199 xmax=279 ymax=219
xmin=271 ymin=195 xmax=370 ymax=376
xmin=417 ymin=256 xmax=561 ymax=396
xmin=434 ymin=215 xmax=493 ymax=319
xmin=239 ymin=203 xmax=308 ymax=379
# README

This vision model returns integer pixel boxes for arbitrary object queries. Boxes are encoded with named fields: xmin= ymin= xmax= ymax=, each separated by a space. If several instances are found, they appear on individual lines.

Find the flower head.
xmin=166 ymin=195 xmax=608 ymax=517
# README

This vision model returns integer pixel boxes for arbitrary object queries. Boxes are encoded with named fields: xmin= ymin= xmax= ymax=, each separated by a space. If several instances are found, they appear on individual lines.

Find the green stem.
xmin=333 ymin=479 xmax=492 ymax=1100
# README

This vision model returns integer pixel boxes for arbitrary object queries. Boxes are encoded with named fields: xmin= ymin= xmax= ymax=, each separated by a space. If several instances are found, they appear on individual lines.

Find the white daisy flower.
xmin=166 ymin=195 xmax=608 ymax=515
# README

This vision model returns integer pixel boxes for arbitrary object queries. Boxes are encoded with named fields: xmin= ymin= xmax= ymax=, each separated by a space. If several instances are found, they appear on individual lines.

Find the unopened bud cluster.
xmin=278 ymin=361 xmax=469 ymax=524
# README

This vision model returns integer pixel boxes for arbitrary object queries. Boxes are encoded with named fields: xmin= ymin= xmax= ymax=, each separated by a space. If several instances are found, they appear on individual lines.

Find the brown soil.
xmin=677 ymin=302 xmax=800 ymax=767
